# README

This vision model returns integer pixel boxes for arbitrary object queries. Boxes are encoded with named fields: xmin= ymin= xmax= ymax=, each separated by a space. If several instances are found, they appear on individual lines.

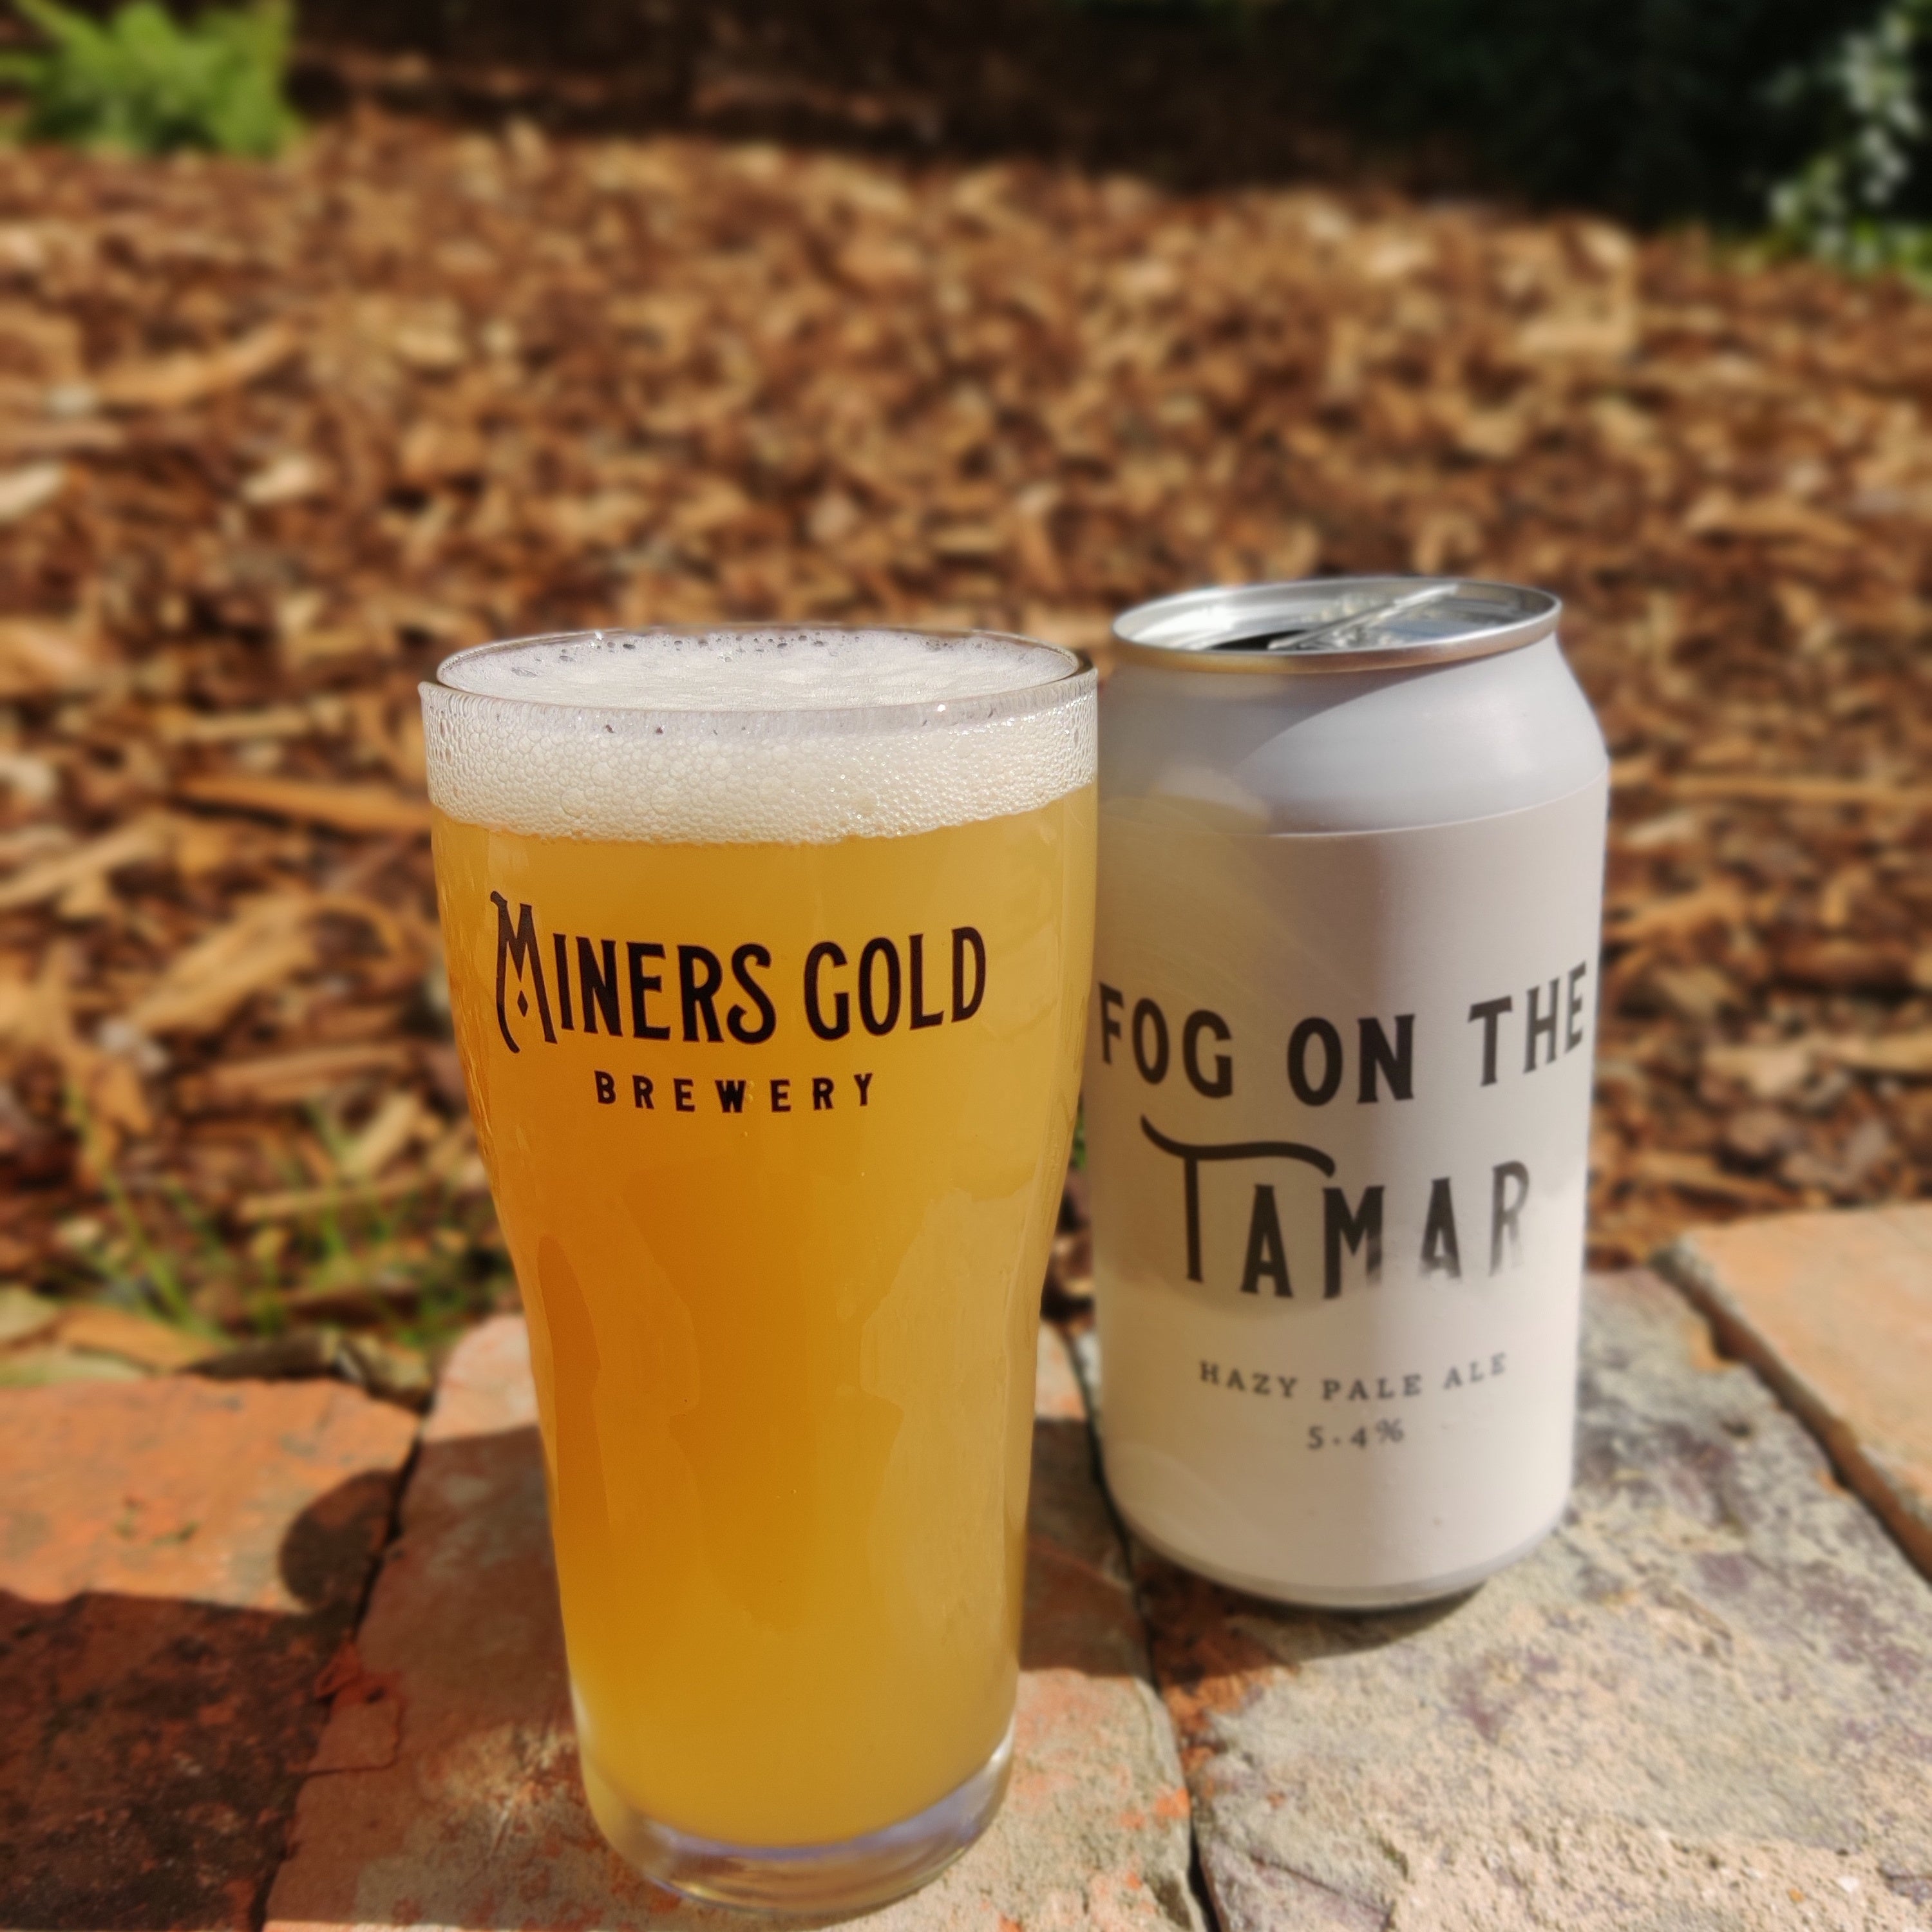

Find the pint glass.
xmin=421 ymin=627 xmax=1097 ymax=1911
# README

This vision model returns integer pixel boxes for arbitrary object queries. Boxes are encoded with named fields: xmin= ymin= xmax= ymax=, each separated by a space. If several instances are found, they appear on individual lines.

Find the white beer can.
xmin=1088 ymin=578 xmax=1607 ymax=1607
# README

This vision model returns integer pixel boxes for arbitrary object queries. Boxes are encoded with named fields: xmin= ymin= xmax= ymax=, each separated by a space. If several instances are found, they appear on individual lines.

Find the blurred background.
xmin=0 ymin=0 xmax=1926 ymax=1393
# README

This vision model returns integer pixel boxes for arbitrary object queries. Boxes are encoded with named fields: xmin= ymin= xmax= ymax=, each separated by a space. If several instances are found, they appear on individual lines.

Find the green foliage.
xmin=1066 ymin=0 xmax=1932 ymax=265
xmin=53 ymin=1082 xmax=508 ymax=1361
xmin=1057 ymin=0 xmax=1908 ymax=236
xmin=0 ymin=0 xmax=299 ymax=156
xmin=1765 ymin=0 xmax=1932 ymax=272
xmin=1297 ymin=0 xmax=1879 ymax=229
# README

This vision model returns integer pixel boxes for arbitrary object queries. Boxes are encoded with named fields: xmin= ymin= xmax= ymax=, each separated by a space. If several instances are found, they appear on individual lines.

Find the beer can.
xmin=1087 ymin=578 xmax=1607 ymax=1607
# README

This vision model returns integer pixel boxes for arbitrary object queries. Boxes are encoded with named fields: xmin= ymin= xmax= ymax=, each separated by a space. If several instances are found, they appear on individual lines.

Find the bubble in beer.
xmin=422 ymin=627 xmax=1095 ymax=844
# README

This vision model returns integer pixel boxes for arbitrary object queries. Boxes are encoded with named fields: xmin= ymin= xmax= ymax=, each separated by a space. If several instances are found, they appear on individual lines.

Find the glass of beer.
xmin=421 ymin=627 xmax=1096 ymax=1911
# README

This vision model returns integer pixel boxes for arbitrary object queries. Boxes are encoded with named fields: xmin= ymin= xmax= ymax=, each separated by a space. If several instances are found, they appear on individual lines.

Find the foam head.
xmin=422 ymin=627 xmax=1097 ymax=844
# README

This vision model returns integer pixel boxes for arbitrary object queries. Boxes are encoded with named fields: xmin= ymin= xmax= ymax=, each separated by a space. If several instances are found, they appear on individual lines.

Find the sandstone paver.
xmin=1663 ymin=1203 xmax=1932 ymax=1580
xmin=1128 ymin=1272 xmax=1932 ymax=1931
xmin=267 ymin=1318 xmax=1201 ymax=1931
xmin=0 ymin=1374 xmax=419 ymax=1931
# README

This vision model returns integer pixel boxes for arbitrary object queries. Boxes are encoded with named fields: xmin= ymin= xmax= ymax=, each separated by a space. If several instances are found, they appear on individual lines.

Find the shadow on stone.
xmin=0 ymin=1468 xmax=399 ymax=1932
xmin=269 ymin=1424 xmax=873 ymax=1928
xmin=266 ymin=1394 xmax=1173 ymax=1929
xmin=1021 ymin=1414 xmax=1148 ymax=1679
xmin=1226 ymin=1584 xmax=1483 ymax=1665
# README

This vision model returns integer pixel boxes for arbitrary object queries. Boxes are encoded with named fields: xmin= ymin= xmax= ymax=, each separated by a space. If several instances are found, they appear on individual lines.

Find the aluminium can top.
xmin=1112 ymin=576 xmax=1561 ymax=674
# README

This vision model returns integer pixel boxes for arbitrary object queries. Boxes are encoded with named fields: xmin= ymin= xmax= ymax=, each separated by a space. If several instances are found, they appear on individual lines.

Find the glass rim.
xmin=426 ymin=623 xmax=1095 ymax=731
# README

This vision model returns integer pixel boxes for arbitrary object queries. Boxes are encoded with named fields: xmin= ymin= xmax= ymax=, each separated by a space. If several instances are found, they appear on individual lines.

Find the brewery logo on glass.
xmin=482 ymin=889 xmax=991 ymax=1117
xmin=1088 ymin=578 xmax=1609 ymax=1611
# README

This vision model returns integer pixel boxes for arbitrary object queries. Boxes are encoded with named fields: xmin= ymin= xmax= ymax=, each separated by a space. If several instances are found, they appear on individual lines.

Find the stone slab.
xmin=1662 ymin=1203 xmax=1932 ymax=1580
xmin=1130 ymin=1272 xmax=1932 ymax=1931
xmin=267 ymin=1318 xmax=1201 ymax=1931
xmin=0 ymin=1374 xmax=419 ymax=1931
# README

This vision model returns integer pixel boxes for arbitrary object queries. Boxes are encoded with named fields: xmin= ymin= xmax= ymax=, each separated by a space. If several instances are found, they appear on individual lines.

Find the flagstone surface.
xmin=1663 ymin=1202 xmax=1932 ymax=1580
xmin=0 ymin=1375 xmax=417 ymax=1931
xmin=8 ymin=1217 xmax=1931 ymax=1932
xmin=265 ymin=1318 xmax=1202 ymax=1932
xmin=1128 ymin=1272 xmax=1932 ymax=1931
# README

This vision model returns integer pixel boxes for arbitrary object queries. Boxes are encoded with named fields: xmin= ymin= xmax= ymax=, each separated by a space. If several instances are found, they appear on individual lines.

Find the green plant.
xmin=0 ymin=0 xmax=299 ymax=157
xmin=53 ymin=1081 xmax=509 ymax=1360
xmin=59 ymin=1083 xmax=218 ymax=1335
xmin=1766 ymin=0 xmax=1932 ymax=271
xmin=1296 ymin=0 xmax=1878 ymax=229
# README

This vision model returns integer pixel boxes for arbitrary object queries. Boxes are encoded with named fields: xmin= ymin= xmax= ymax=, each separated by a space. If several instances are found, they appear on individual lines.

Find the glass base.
xmin=580 ymin=1718 xmax=1015 ymax=1915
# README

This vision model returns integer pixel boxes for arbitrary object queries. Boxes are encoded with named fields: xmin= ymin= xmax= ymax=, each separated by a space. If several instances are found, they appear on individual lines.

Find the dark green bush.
xmin=1063 ymin=0 xmax=1926 ymax=234
xmin=1765 ymin=0 xmax=1932 ymax=264
xmin=0 ymin=0 xmax=300 ymax=156
xmin=1302 ymin=0 xmax=1882 ymax=227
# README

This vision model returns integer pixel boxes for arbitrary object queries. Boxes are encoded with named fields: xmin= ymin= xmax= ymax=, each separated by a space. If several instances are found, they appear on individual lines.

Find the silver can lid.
xmin=1112 ymin=576 xmax=1561 ymax=672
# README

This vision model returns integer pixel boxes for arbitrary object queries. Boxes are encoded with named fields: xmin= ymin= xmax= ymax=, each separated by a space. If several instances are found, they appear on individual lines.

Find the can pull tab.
xmin=1258 ymin=580 xmax=1463 ymax=653
xmin=1121 ymin=575 xmax=1560 ymax=663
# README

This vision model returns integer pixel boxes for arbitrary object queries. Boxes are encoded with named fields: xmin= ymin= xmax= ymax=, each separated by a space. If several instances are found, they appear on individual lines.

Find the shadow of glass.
xmin=1021 ymin=1414 xmax=1148 ymax=1679
xmin=6 ymin=1397 xmax=1150 ymax=1932
xmin=266 ymin=1410 xmax=1152 ymax=1931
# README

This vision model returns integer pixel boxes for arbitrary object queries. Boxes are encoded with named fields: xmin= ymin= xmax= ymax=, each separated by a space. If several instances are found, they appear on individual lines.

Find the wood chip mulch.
xmin=0 ymin=111 xmax=1926 ymax=1361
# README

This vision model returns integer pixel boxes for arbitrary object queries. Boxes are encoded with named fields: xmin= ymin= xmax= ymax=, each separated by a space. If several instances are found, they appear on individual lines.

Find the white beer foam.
xmin=422 ymin=628 xmax=1097 ymax=844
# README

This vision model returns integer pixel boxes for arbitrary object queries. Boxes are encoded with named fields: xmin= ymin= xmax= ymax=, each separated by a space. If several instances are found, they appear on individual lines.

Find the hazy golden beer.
xmin=422 ymin=629 xmax=1095 ymax=1909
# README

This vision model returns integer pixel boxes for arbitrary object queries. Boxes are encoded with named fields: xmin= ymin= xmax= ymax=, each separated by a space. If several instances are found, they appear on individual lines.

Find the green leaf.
xmin=3 ymin=0 xmax=299 ymax=156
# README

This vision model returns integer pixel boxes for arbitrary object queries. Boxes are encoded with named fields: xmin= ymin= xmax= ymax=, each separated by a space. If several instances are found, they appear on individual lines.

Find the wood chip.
xmin=1661 ymin=774 xmax=1932 ymax=813
xmin=0 ymin=816 xmax=173 ymax=913
xmin=338 ymin=1088 xmax=432 ymax=1181
xmin=154 ymin=703 xmax=320 ymax=746
xmin=1703 ymin=1040 xmax=1816 ymax=1101
xmin=0 ymin=1285 xmax=60 ymax=1348
xmin=1607 ymin=881 xmax=1751 ymax=943
xmin=0 ymin=1346 xmax=147 ymax=1387
xmin=234 ymin=1175 xmax=422 ymax=1226
xmin=1822 ymin=1032 xmax=1932 ymax=1079
xmin=124 ymin=893 xmax=321 ymax=1036
xmin=57 ymin=1303 xmax=220 ymax=1370
xmin=0 ymin=460 xmax=66 ymax=525
xmin=1620 ymin=1149 xmax=1791 ymax=1208
xmin=0 ymin=617 xmax=108 ymax=698
xmin=92 ymin=320 xmax=299 ymax=412
xmin=189 ymin=1042 xmax=413 ymax=1108
xmin=176 ymin=773 xmax=432 ymax=835
xmin=0 ymin=115 xmax=1925 ymax=1286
